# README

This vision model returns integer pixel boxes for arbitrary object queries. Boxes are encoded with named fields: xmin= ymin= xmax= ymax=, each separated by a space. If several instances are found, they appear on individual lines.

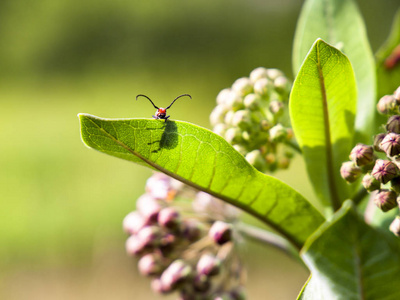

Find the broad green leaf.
xmin=293 ymin=0 xmax=376 ymax=144
xmin=376 ymin=9 xmax=400 ymax=98
xmin=79 ymin=114 xmax=325 ymax=248
xmin=298 ymin=201 xmax=400 ymax=300
xmin=289 ymin=39 xmax=357 ymax=208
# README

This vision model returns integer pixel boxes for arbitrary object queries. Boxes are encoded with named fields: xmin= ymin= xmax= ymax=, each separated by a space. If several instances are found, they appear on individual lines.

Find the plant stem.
xmin=352 ymin=187 xmax=368 ymax=205
xmin=236 ymin=222 xmax=301 ymax=261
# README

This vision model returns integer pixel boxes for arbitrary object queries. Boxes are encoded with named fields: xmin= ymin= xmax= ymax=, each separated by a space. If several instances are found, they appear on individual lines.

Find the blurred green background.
xmin=1 ymin=0 xmax=399 ymax=299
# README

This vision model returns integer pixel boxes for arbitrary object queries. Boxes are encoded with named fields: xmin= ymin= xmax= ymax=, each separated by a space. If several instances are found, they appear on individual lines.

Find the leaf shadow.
xmin=148 ymin=121 xmax=179 ymax=153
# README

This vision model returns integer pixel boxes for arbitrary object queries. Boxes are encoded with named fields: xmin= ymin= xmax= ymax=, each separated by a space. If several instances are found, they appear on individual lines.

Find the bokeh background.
xmin=1 ymin=0 xmax=399 ymax=299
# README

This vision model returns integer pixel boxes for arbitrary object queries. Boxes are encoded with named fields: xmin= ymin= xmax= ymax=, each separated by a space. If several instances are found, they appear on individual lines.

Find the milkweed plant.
xmin=79 ymin=1 xmax=400 ymax=299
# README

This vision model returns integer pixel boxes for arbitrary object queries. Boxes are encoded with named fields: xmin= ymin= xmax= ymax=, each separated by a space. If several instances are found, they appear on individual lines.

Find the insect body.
xmin=136 ymin=94 xmax=192 ymax=122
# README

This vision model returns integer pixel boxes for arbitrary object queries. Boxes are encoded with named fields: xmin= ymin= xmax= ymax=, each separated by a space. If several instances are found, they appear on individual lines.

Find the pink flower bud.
xmin=209 ymin=221 xmax=233 ymax=245
xmin=390 ymin=216 xmax=400 ymax=236
xmin=123 ymin=211 xmax=146 ymax=234
xmin=136 ymin=226 xmax=163 ymax=248
xmin=349 ymin=144 xmax=374 ymax=166
xmin=386 ymin=115 xmax=400 ymax=134
xmin=158 ymin=207 xmax=181 ymax=229
xmin=371 ymin=159 xmax=399 ymax=184
xmin=340 ymin=161 xmax=362 ymax=183
xmin=380 ymin=133 xmax=400 ymax=157
xmin=125 ymin=235 xmax=146 ymax=256
xmin=136 ymin=194 xmax=162 ymax=223
xmin=196 ymin=254 xmax=221 ymax=276
xmin=138 ymin=253 xmax=164 ymax=276
xmin=160 ymin=260 xmax=193 ymax=291
xmin=374 ymin=189 xmax=397 ymax=212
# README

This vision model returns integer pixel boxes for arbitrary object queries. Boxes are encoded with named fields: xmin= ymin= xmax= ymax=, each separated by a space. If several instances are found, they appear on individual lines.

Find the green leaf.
xmin=79 ymin=114 xmax=325 ymax=248
xmin=293 ymin=0 xmax=376 ymax=144
xmin=289 ymin=39 xmax=357 ymax=209
xmin=376 ymin=9 xmax=400 ymax=98
xmin=298 ymin=201 xmax=400 ymax=300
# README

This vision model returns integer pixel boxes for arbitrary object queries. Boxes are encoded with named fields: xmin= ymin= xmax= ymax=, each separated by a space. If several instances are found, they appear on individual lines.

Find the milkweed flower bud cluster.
xmin=123 ymin=172 xmax=246 ymax=299
xmin=341 ymin=86 xmax=400 ymax=236
xmin=210 ymin=67 xmax=294 ymax=172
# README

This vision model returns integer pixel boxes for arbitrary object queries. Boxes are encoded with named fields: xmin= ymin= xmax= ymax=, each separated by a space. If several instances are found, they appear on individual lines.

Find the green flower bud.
xmin=225 ymin=127 xmax=242 ymax=144
xmin=371 ymin=159 xmax=399 ymax=184
xmin=362 ymin=173 xmax=381 ymax=192
xmin=266 ymin=68 xmax=284 ymax=80
xmin=377 ymin=95 xmax=397 ymax=115
xmin=269 ymin=100 xmax=284 ymax=116
xmin=349 ymin=143 xmax=375 ymax=166
xmin=245 ymin=150 xmax=266 ymax=171
xmin=373 ymin=133 xmax=386 ymax=152
xmin=269 ymin=124 xmax=288 ymax=142
xmin=231 ymin=110 xmax=251 ymax=130
xmin=241 ymin=131 xmax=251 ymax=141
xmin=232 ymin=77 xmax=253 ymax=96
xmin=225 ymin=92 xmax=244 ymax=110
xmin=253 ymin=78 xmax=269 ymax=96
xmin=277 ymin=156 xmax=290 ymax=169
xmin=243 ymin=93 xmax=262 ymax=110
xmin=380 ymin=132 xmax=400 ymax=157
xmin=340 ymin=161 xmax=362 ymax=183
xmin=216 ymin=88 xmax=232 ymax=105
xmin=233 ymin=144 xmax=247 ymax=156
xmin=386 ymin=115 xmax=400 ymax=133
xmin=249 ymin=67 xmax=268 ymax=82
xmin=210 ymin=105 xmax=227 ymax=127
xmin=213 ymin=123 xmax=227 ymax=137
xmin=389 ymin=216 xmax=400 ymax=237
xmin=224 ymin=111 xmax=235 ymax=125
xmin=374 ymin=189 xmax=397 ymax=212
xmin=274 ymin=76 xmax=289 ymax=94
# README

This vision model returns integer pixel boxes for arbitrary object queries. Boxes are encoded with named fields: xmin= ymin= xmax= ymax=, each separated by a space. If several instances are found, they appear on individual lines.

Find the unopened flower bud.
xmin=209 ymin=221 xmax=233 ymax=245
xmin=390 ymin=216 xmax=400 ymax=236
xmin=232 ymin=78 xmax=253 ymax=97
xmin=245 ymin=150 xmax=266 ymax=171
xmin=197 ymin=254 xmax=221 ymax=277
xmin=253 ymin=78 xmax=269 ymax=96
xmin=249 ymin=67 xmax=268 ymax=82
xmin=340 ymin=161 xmax=362 ymax=183
xmin=380 ymin=132 xmax=400 ymax=157
xmin=349 ymin=144 xmax=374 ymax=166
xmin=123 ymin=211 xmax=147 ymax=235
xmin=374 ymin=189 xmax=397 ymax=212
xmin=269 ymin=124 xmax=288 ymax=142
xmin=138 ymin=253 xmax=164 ymax=276
xmin=136 ymin=194 xmax=163 ymax=222
xmin=225 ymin=92 xmax=244 ymax=110
xmin=230 ymin=287 xmax=246 ymax=300
xmin=137 ymin=226 xmax=163 ymax=248
xmin=160 ymin=260 xmax=193 ymax=291
xmin=274 ymin=76 xmax=289 ymax=94
xmin=373 ymin=133 xmax=386 ymax=152
xmin=213 ymin=123 xmax=227 ymax=137
xmin=269 ymin=100 xmax=284 ymax=115
xmin=391 ymin=176 xmax=400 ymax=193
xmin=158 ymin=207 xmax=181 ymax=230
xmin=266 ymin=68 xmax=284 ymax=80
xmin=146 ymin=173 xmax=177 ymax=200
xmin=216 ymin=88 xmax=232 ymax=105
xmin=386 ymin=115 xmax=400 ymax=133
xmin=243 ymin=93 xmax=261 ymax=110
xmin=224 ymin=111 xmax=235 ymax=125
xmin=232 ymin=110 xmax=251 ymax=130
xmin=362 ymin=173 xmax=380 ymax=192
xmin=394 ymin=86 xmax=400 ymax=101
xmin=278 ymin=156 xmax=290 ymax=169
xmin=225 ymin=127 xmax=242 ymax=144
xmin=377 ymin=95 xmax=397 ymax=115
xmin=371 ymin=159 xmax=399 ymax=184
xmin=125 ymin=235 xmax=146 ymax=256
xmin=210 ymin=105 xmax=227 ymax=127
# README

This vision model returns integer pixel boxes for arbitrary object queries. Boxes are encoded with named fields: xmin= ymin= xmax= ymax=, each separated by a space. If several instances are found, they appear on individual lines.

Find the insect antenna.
xmin=136 ymin=94 xmax=159 ymax=109
xmin=166 ymin=94 xmax=192 ymax=109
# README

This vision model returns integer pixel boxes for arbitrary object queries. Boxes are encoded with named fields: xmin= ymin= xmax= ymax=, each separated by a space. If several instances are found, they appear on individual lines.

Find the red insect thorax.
xmin=158 ymin=108 xmax=166 ymax=114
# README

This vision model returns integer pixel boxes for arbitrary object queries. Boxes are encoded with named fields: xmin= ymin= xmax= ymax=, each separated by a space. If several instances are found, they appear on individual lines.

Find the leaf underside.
xmin=79 ymin=114 xmax=325 ymax=248
xmin=298 ymin=201 xmax=400 ymax=300
xmin=290 ymin=39 xmax=357 ymax=208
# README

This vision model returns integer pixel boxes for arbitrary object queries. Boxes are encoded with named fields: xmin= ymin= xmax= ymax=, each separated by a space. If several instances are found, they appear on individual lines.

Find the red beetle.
xmin=136 ymin=94 xmax=192 ymax=122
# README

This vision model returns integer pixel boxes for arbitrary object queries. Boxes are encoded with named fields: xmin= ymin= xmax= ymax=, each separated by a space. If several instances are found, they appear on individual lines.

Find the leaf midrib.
xmin=316 ymin=41 xmax=341 ymax=211
xmin=84 ymin=115 xmax=303 ymax=249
